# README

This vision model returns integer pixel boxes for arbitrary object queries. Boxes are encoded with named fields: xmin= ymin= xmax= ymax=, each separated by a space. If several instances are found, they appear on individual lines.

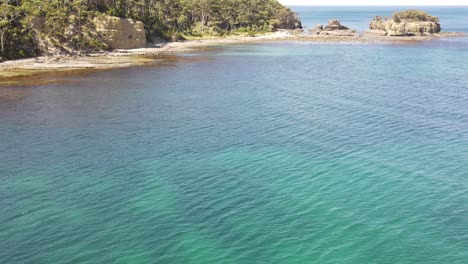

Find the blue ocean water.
xmin=1 ymin=7 xmax=468 ymax=264
xmin=292 ymin=6 xmax=468 ymax=32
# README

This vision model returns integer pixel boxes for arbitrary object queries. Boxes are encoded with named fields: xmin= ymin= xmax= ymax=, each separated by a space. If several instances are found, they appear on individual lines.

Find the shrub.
xmin=392 ymin=10 xmax=440 ymax=23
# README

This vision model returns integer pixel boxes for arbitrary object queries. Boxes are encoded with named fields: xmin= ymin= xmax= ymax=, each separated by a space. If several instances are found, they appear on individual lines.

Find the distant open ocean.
xmin=292 ymin=6 xmax=468 ymax=33
xmin=1 ymin=6 xmax=467 ymax=264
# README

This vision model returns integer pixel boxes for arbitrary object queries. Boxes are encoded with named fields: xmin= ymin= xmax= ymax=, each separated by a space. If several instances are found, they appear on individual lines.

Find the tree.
xmin=0 ymin=0 xmax=20 ymax=56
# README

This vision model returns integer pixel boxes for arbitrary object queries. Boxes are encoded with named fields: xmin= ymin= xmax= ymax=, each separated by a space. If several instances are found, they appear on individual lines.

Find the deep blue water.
xmin=1 ymin=7 xmax=468 ymax=264
xmin=291 ymin=6 xmax=468 ymax=32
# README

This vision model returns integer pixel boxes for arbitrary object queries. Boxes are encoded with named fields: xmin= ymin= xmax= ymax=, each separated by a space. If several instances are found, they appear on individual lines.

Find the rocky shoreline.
xmin=0 ymin=29 xmax=466 ymax=81
xmin=2 ymin=9 xmax=467 ymax=80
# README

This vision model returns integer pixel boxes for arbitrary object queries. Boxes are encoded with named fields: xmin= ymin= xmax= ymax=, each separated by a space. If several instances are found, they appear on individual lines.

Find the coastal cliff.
xmin=94 ymin=16 xmax=146 ymax=49
xmin=369 ymin=10 xmax=441 ymax=36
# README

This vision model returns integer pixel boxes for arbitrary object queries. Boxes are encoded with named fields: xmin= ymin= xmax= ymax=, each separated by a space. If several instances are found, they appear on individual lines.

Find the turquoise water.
xmin=1 ymin=7 xmax=468 ymax=264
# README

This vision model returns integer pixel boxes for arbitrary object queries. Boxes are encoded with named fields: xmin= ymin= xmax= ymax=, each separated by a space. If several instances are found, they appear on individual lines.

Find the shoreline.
xmin=0 ymin=31 xmax=466 ymax=80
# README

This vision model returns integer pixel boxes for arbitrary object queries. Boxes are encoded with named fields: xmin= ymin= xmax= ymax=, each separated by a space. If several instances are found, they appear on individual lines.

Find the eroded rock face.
xmin=94 ymin=16 xmax=146 ymax=49
xmin=324 ymin=19 xmax=349 ymax=31
xmin=309 ymin=20 xmax=356 ymax=36
xmin=369 ymin=15 xmax=441 ymax=36
xmin=278 ymin=20 xmax=302 ymax=30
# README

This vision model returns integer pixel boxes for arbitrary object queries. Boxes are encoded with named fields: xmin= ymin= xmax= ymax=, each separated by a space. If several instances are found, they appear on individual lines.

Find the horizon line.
xmin=285 ymin=4 xmax=468 ymax=7
xmin=286 ymin=5 xmax=468 ymax=6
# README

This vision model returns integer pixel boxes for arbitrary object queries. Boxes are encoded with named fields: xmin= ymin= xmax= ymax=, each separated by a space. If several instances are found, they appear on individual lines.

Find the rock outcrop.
xmin=277 ymin=10 xmax=303 ymax=30
xmin=309 ymin=20 xmax=357 ymax=36
xmin=324 ymin=19 xmax=349 ymax=31
xmin=369 ymin=10 xmax=441 ymax=36
xmin=94 ymin=16 xmax=146 ymax=49
xmin=314 ymin=24 xmax=324 ymax=31
xmin=279 ymin=19 xmax=303 ymax=30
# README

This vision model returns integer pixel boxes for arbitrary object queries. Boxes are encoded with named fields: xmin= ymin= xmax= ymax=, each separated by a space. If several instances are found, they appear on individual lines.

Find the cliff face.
xmin=275 ymin=11 xmax=302 ymax=30
xmin=369 ymin=19 xmax=441 ymax=36
xmin=369 ymin=10 xmax=441 ymax=36
xmin=94 ymin=16 xmax=147 ymax=49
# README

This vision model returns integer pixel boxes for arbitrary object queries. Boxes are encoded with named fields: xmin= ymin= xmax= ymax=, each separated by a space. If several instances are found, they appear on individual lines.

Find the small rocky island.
xmin=369 ymin=10 xmax=441 ymax=36
xmin=302 ymin=9 xmax=462 ymax=42
xmin=310 ymin=20 xmax=357 ymax=36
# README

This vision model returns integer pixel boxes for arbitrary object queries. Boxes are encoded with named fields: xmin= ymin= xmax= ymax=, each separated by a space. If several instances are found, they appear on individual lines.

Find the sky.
xmin=279 ymin=0 xmax=468 ymax=5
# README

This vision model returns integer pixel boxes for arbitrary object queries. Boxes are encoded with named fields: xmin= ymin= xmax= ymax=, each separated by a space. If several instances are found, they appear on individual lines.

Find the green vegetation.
xmin=392 ymin=9 xmax=440 ymax=23
xmin=0 ymin=0 xmax=301 ymax=61
xmin=1 ymin=1 xmax=36 ymax=59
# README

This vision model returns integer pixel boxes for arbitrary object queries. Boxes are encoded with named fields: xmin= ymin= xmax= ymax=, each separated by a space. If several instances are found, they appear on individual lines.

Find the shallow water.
xmin=1 ymin=7 xmax=468 ymax=264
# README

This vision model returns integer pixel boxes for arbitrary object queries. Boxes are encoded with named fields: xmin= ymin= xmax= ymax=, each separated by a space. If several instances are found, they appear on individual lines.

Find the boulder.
xmin=94 ymin=16 xmax=146 ymax=49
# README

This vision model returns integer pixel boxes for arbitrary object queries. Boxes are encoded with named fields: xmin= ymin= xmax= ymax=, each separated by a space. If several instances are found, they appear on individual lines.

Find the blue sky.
xmin=279 ymin=0 xmax=468 ymax=5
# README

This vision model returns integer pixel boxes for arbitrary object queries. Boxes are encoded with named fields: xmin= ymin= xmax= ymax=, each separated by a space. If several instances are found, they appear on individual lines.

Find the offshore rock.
xmin=324 ymin=19 xmax=350 ymax=31
xmin=311 ymin=20 xmax=357 ymax=36
xmin=94 ymin=16 xmax=146 ymax=49
xmin=369 ymin=10 xmax=441 ymax=36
